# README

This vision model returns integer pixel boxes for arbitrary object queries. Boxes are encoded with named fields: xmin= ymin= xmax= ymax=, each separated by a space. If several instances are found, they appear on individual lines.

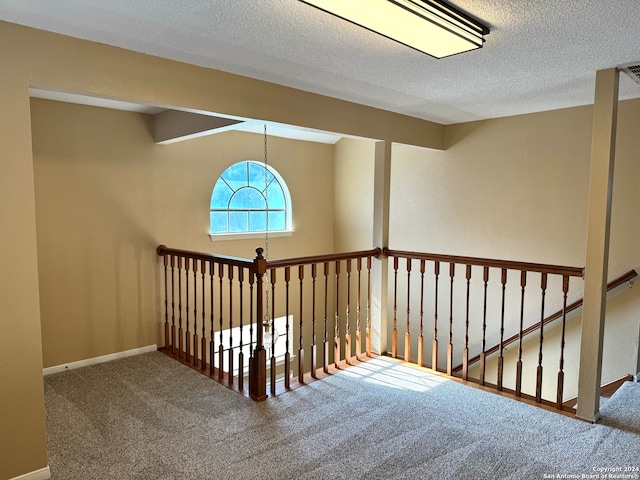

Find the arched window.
xmin=210 ymin=161 xmax=292 ymax=235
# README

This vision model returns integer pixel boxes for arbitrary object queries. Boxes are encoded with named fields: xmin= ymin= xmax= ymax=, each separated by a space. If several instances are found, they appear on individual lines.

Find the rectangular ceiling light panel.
xmin=300 ymin=0 xmax=489 ymax=59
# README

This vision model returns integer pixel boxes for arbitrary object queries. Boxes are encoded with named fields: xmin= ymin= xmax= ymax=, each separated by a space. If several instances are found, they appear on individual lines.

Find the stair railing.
xmin=384 ymin=248 xmax=585 ymax=409
xmin=159 ymin=244 xmax=623 ymax=410
xmin=452 ymin=269 xmax=637 ymax=375
xmin=262 ymin=248 xmax=381 ymax=395
xmin=157 ymin=245 xmax=268 ymax=399
xmin=157 ymin=244 xmax=381 ymax=400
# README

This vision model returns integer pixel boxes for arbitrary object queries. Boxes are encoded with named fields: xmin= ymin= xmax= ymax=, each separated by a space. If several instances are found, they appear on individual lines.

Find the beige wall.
xmin=32 ymin=98 xmax=336 ymax=368
xmin=389 ymin=101 xmax=640 ymax=400
xmin=391 ymin=106 xmax=592 ymax=265
xmin=333 ymin=138 xmax=376 ymax=252
xmin=1 ymin=18 xmax=444 ymax=477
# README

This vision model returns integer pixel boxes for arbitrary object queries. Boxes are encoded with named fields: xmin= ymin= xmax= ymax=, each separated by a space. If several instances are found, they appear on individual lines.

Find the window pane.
xmin=210 ymin=180 xmax=233 ymax=209
xmin=248 ymin=162 xmax=273 ymax=191
xmin=268 ymin=211 xmax=286 ymax=230
xmin=229 ymin=187 xmax=266 ymax=209
xmin=265 ymin=181 xmax=285 ymax=209
xmin=221 ymin=162 xmax=248 ymax=191
xmin=210 ymin=161 xmax=290 ymax=235
xmin=249 ymin=211 xmax=267 ymax=232
xmin=210 ymin=212 xmax=228 ymax=233
xmin=229 ymin=211 xmax=249 ymax=232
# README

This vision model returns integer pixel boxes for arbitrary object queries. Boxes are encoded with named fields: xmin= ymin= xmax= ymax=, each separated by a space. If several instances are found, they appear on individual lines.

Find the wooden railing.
xmin=157 ymin=245 xmax=380 ymax=400
xmin=384 ymin=248 xmax=585 ymax=409
xmin=263 ymin=248 xmax=381 ymax=395
xmin=157 ymin=245 xmax=263 ymax=397
xmin=158 ymin=245 xmax=631 ymax=411
xmin=453 ymin=269 xmax=638 ymax=375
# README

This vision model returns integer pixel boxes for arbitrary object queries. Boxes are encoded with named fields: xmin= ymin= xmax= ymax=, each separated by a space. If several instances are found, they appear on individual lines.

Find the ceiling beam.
xmin=154 ymin=110 xmax=243 ymax=144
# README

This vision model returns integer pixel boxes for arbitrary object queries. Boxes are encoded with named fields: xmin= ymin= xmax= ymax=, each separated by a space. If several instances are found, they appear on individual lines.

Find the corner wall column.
xmin=636 ymin=324 xmax=640 ymax=378
xmin=370 ymin=140 xmax=391 ymax=355
xmin=576 ymin=68 xmax=619 ymax=422
xmin=0 ymin=71 xmax=49 ymax=479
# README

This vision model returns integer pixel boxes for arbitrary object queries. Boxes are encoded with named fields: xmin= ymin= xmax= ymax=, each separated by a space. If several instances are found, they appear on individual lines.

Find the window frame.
xmin=209 ymin=160 xmax=293 ymax=240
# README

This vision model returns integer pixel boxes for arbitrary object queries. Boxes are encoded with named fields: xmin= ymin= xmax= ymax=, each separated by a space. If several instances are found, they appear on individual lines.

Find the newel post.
xmin=249 ymin=247 xmax=268 ymax=401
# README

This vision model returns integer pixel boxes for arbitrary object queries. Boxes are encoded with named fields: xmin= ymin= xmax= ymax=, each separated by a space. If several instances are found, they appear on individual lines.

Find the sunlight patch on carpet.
xmin=339 ymin=358 xmax=449 ymax=392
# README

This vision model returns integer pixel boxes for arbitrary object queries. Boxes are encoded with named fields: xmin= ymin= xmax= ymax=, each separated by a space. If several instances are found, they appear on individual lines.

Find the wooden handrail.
xmin=157 ymin=245 xmax=382 ymax=270
xmin=157 ymin=242 xmax=614 ymax=408
xmin=157 ymin=245 xmax=256 ymax=270
xmin=453 ymin=269 xmax=638 ymax=373
xmin=384 ymin=248 xmax=585 ymax=278
xmin=157 ymin=244 xmax=381 ymax=400
xmin=266 ymin=248 xmax=382 ymax=269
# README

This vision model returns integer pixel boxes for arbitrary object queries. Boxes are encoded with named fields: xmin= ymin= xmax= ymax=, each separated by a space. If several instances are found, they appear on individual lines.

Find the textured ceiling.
xmin=2 ymin=0 xmax=640 ymax=125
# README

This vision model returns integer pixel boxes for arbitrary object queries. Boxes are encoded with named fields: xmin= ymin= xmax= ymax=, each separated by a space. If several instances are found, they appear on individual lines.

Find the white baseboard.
xmin=10 ymin=465 xmax=51 ymax=480
xmin=43 ymin=345 xmax=157 ymax=375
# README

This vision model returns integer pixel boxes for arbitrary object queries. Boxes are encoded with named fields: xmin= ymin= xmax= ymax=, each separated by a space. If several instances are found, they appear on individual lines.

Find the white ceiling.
xmin=4 ymin=0 xmax=640 ymax=126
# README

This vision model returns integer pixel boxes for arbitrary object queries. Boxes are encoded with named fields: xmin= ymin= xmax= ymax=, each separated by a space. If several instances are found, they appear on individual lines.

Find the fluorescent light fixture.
xmin=299 ymin=0 xmax=489 ymax=59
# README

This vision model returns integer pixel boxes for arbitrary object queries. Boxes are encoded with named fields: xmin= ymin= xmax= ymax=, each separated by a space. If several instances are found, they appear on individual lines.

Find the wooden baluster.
xmin=192 ymin=259 xmax=198 ymax=367
xmin=218 ymin=263 xmax=224 ymax=381
xmin=479 ymin=266 xmax=489 ymax=385
xmin=171 ymin=255 xmax=176 ymax=355
xmin=392 ymin=256 xmax=398 ymax=358
xmin=285 ymin=267 xmax=291 ymax=386
xmin=323 ymin=262 xmax=330 ymax=373
xmin=356 ymin=258 xmax=362 ymax=361
xmin=432 ymin=261 xmax=440 ymax=371
xmin=228 ymin=265 xmax=235 ymax=385
xmin=201 ymin=259 xmax=206 ymax=371
xmin=238 ymin=267 xmax=245 ymax=389
xmin=418 ymin=260 xmax=426 ymax=367
xmin=405 ymin=258 xmax=412 ymax=363
xmin=310 ymin=264 xmax=317 ymax=377
xmin=334 ymin=260 xmax=341 ymax=369
xmin=185 ymin=257 xmax=191 ymax=363
xmin=345 ymin=259 xmax=352 ymax=365
xmin=270 ymin=269 xmax=277 ymax=395
xmin=516 ymin=271 xmax=527 ymax=397
xmin=557 ymin=275 xmax=570 ymax=409
xmin=177 ymin=256 xmax=183 ymax=358
xmin=284 ymin=267 xmax=292 ymax=388
xmin=299 ymin=265 xmax=305 ymax=381
xmin=366 ymin=256 xmax=372 ymax=357
xmin=536 ymin=272 xmax=548 ymax=403
xmin=497 ymin=268 xmax=507 ymax=390
xmin=249 ymin=267 xmax=255 ymax=365
xmin=209 ymin=260 xmax=215 ymax=375
xmin=462 ymin=264 xmax=471 ymax=380
xmin=447 ymin=262 xmax=455 ymax=375
xmin=163 ymin=253 xmax=170 ymax=352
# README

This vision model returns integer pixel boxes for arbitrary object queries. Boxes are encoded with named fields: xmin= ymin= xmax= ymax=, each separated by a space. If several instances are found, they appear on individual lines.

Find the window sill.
xmin=209 ymin=230 xmax=294 ymax=242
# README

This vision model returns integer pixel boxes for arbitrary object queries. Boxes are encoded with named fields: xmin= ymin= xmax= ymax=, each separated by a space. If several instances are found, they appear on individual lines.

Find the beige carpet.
xmin=44 ymin=352 xmax=640 ymax=479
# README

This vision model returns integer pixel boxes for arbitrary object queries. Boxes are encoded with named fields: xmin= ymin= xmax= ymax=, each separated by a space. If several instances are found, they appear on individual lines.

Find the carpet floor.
xmin=44 ymin=352 xmax=640 ymax=479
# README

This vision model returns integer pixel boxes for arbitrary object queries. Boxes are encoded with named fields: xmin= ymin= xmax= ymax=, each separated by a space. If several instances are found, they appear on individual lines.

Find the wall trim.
xmin=10 ymin=466 xmax=51 ymax=480
xmin=43 ymin=345 xmax=157 ymax=376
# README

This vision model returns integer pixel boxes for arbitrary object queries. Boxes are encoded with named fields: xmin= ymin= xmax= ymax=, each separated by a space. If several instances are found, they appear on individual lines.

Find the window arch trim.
xmin=209 ymin=160 xmax=292 ymax=236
